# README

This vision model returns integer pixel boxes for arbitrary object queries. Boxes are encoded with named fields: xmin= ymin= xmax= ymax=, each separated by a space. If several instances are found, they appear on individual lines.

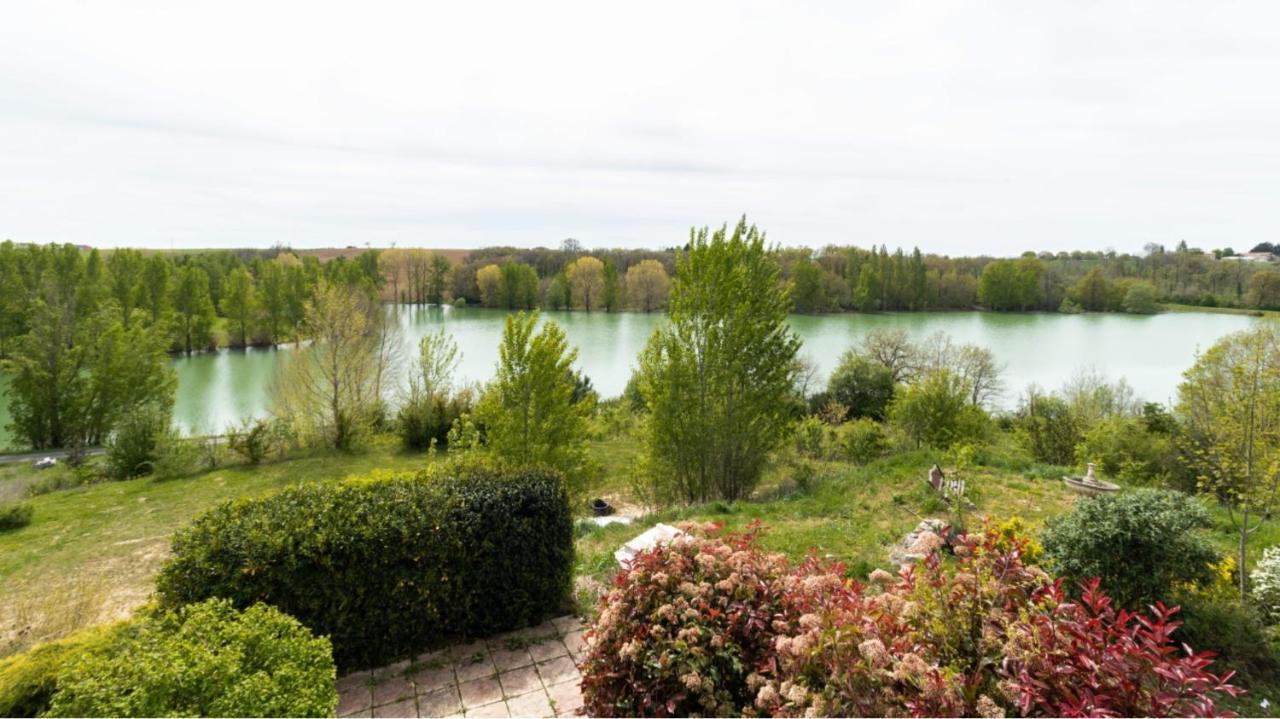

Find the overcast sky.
xmin=2 ymin=1 xmax=1279 ymax=254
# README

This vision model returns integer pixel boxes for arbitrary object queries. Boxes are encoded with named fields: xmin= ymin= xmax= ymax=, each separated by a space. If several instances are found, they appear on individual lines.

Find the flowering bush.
xmin=1251 ymin=546 xmax=1280 ymax=622
xmin=756 ymin=526 xmax=1049 ymax=717
xmin=579 ymin=523 xmax=842 ymax=717
xmin=582 ymin=522 xmax=1242 ymax=718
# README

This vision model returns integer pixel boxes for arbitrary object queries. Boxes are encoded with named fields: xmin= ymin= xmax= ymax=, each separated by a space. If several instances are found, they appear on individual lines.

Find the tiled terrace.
xmin=336 ymin=616 xmax=586 ymax=718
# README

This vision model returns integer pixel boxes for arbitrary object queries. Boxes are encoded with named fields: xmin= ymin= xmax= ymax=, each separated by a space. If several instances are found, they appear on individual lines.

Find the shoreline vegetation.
xmin=1 ymin=238 xmax=1279 ymax=359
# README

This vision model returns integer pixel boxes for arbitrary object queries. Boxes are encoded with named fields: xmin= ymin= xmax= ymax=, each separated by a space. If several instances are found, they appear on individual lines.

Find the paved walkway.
xmin=336 ymin=616 xmax=586 ymax=718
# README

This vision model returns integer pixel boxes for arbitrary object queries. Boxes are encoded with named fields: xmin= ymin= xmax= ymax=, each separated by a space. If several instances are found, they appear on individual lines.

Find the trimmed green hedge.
xmin=0 ymin=625 xmax=122 ymax=717
xmin=45 ymin=599 xmax=335 ymax=717
xmin=156 ymin=465 xmax=574 ymax=670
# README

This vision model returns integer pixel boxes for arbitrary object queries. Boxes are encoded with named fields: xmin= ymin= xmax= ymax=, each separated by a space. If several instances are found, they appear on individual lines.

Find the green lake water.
xmin=0 ymin=307 xmax=1264 ymax=449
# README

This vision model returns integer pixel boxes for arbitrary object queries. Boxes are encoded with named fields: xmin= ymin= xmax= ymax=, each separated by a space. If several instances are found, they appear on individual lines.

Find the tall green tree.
xmin=637 ymin=218 xmax=800 ymax=503
xmin=5 ymin=271 xmax=174 ymax=449
xmin=427 ymin=253 xmax=451 ymax=305
xmin=472 ymin=311 xmax=594 ymax=491
xmin=106 ymin=249 xmax=146 ymax=326
xmin=257 ymin=260 xmax=288 ymax=346
xmin=141 ymin=254 xmax=172 ymax=324
xmin=172 ymin=265 xmax=216 ymax=354
xmin=1178 ymin=323 xmax=1280 ymax=599
xmin=602 ymin=260 xmax=621 ymax=312
xmin=220 ymin=266 xmax=257 ymax=347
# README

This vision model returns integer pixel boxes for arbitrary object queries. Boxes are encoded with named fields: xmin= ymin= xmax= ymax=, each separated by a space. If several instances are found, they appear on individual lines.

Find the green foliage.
xmin=1122 ymin=281 xmax=1160 ymax=314
xmin=45 ymin=599 xmax=335 ymax=718
xmin=1074 ymin=415 xmax=1176 ymax=484
xmin=156 ymin=465 xmax=573 ymax=670
xmin=638 ymin=218 xmax=801 ymax=504
xmin=0 ymin=624 xmax=123 ymax=718
xmin=104 ymin=401 xmax=174 ymax=479
xmin=1042 ymin=488 xmax=1218 ymax=609
xmin=827 ymin=352 xmax=895 ymax=420
xmin=1016 ymin=392 xmax=1082 ymax=465
xmin=1178 ymin=323 xmax=1280 ymax=598
xmin=1070 ymin=267 xmax=1115 ymax=311
xmin=397 ymin=388 xmax=474 ymax=450
xmin=1175 ymin=590 xmax=1280 ymax=691
xmin=219 ymin=266 xmax=257 ymax=347
xmin=978 ymin=256 xmax=1044 ymax=311
xmin=171 ymin=265 xmax=217 ymax=354
xmin=888 ymin=369 xmax=989 ymax=449
xmin=225 ymin=417 xmax=278 ymax=464
xmin=5 ymin=288 xmax=175 ymax=450
xmin=833 ymin=418 xmax=887 ymax=464
xmin=473 ymin=311 xmax=595 ymax=492
xmin=0 ymin=501 xmax=33 ymax=531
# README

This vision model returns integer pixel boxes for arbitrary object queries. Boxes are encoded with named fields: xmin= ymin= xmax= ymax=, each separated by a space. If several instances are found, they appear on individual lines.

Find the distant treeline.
xmin=4 ymin=236 xmax=1280 ymax=362
xmin=430 ymin=238 xmax=1280 ymax=314
xmin=0 ymin=242 xmax=383 ymax=358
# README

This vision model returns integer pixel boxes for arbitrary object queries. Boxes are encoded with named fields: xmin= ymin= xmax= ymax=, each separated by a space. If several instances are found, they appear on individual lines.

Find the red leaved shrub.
xmin=581 ymin=522 xmax=1241 ymax=718
xmin=1000 ymin=579 xmax=1242 ymax=717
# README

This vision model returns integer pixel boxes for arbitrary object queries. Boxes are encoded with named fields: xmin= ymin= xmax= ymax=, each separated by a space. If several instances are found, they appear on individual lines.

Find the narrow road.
xmin=0 ymin=447 xmax=105 ymax=466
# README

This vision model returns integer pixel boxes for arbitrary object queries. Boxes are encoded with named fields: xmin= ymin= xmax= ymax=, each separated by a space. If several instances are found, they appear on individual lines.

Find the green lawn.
xmin=0 ymin=442 xmax=432 ymax=653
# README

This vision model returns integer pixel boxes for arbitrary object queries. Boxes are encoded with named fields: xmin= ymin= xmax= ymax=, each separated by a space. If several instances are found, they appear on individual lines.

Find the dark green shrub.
xmin=104 ymin=402 xmax=172 ymax=479
xmin=156 ymin=465 xmax=573 ymax=670
xmin=0 ymin=501 xmax=33 ymax=531
xmin=1017 ymin=393 xmax=1081 ymax=465
xmin=827 ymin=353 xmax=895 ymax=420
xmin=0 ymin=624 xmax=122 ymax=717
xmin=45 ymin=599 xmax=335 ymax=718
xmin=396 ymin=389 xmax=473 ymax=450
xmin=1174 ymin=591 xmax=1280 ymax=690
xmin=1042 ymin=488 xmax=1217 ymax=609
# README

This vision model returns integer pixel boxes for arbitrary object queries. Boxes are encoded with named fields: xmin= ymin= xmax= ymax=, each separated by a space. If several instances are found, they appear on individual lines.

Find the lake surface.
xmin=0 ymin=307 xmax=1264 ymax=449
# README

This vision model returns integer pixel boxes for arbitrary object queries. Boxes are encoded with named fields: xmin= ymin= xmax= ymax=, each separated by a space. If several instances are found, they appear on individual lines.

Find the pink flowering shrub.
xmin=582 ymin=522 xmax=1241 ymax=718
xmin=579 ymin=523 xmax=842 ymax=717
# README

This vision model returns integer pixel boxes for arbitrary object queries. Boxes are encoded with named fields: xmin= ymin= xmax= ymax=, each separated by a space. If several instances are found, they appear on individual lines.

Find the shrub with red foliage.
xmin=999 ymin=578 xmax=1242 ymax=717
xmin=580 ymin=522 xmax=1241 ymax=718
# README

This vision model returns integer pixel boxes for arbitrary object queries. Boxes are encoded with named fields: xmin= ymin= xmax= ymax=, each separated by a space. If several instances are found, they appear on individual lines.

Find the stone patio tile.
xmin=373 ymin=697 xmax=417 ymax=718
xmin=417 ymin=686 xmax=463 ymax=718
xmin=454 ymin=654 xmax=497 ymax=683
xmin=459 ymin=677 xmax=504 ymax=709
xmin=490 ymin=646 xmax=533 ymax=672
xmin=466 ymin=700 xmax=510 ymax=718
xmin=338 ymin=683 xmax=373 ymax=716
xmin=497 ymin=665 xmax=541 ymax=697
xmin=338 ymin=671 xmax=375 ymax=695
xmin=373 ymin=676 xmax=416 ymax=708
xmin=450 ymin=639 xmax=490 ymax=663
xmin=561 ymin=630 xmax=586 ymax=655
xmin=527 ymin=637 xmax=569 ymax=663
xmin=505 ymin=690 xmax=554 ymax=718
xmin=535 ymin=656 xmax=579 ymax=687
xmin=550 ymin=616 xmax=582 ymax=634
xmin=547 ymin=681 xmax=583 ymax=717
xmin=340 ymin=707 xmax=374 ymax=719
xmin=410 ymin=663 xmax=456 ymax=693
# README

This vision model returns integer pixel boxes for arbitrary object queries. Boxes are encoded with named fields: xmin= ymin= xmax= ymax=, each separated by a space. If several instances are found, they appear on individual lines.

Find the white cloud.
xmin=2 ymin=0 xmax=1279 ymax=253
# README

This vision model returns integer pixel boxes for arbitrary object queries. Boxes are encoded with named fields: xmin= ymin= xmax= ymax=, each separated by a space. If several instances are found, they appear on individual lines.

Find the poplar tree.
xmin=637 ymin=218 xmax=800 ymax=503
